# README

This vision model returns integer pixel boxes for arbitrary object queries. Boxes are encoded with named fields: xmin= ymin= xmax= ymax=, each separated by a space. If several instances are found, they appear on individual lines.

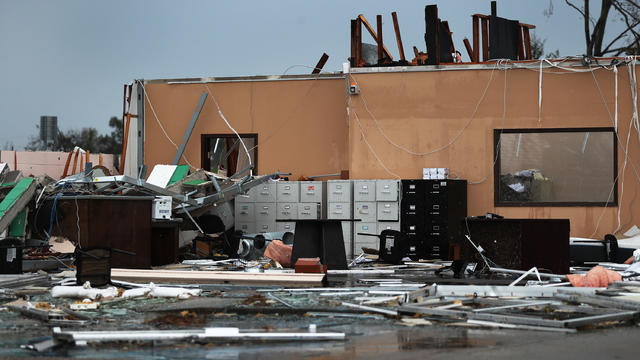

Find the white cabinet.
xmin=353 ymin=180 xmax=376 ymax=202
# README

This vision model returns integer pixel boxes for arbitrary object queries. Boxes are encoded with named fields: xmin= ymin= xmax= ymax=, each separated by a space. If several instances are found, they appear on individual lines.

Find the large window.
xmin=201 ymin=134 xmax=257 ymax=177
xmin=494 ymin=128 xmax=617 ymax=206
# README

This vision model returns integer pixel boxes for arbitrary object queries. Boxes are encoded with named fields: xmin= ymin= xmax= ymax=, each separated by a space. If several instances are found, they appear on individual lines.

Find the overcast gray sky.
xmin=0 ymin=0 xmax=628 ymax=150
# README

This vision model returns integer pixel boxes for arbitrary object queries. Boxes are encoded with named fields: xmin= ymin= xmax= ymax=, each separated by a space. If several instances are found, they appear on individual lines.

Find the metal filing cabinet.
xmin=353 ymin=180 xmax=376 ymax=201
xmin=354 ymin=201 xmax=376 ymax=222
xmin=277 ymin=182 xmax=299 ymax=203
xmin=377 ymin=201 xmax=399 ymax=221
xmin=327 ymin=202 xmax=351 ymax=220
xmin=276 ymin=203 xmax=298 ymax=220
xmin=276 ymin=222 xmax=296 ymax=233
xmin=234 ymin=203 xmax=254 ymax=222
xmin=254 ymin=183 xmax=277 ymax=203
xmin=297 ymin=203 xmax=320 ymax=220
xmin=400 ymin=179 xmax=467 ymax=260
xmin=300 ymin=181 xmax=322 ymax=203
xmin=354 ymin=222 xmax=378 ymax=251
xmin=376 ymin=180 xmax=399 ymax=201
xmin=327 ymin=180 xmax=352 ymax=203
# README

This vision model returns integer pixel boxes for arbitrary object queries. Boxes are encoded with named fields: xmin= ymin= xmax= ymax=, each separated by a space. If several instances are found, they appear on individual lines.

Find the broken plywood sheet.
xmin=111 ymin=268 xmax=326 ymax=287
xmin=0 ymin=177 xmax=36 ymax=233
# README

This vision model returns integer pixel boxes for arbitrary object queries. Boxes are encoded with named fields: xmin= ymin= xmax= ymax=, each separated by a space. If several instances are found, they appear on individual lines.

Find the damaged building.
xmin=3 ymin=2 xmax=640 ymax=358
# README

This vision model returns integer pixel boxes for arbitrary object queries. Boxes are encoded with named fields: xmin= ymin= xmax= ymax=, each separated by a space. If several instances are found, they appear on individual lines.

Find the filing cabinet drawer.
xmin=234 ymin=203 xmax=254 ymax=222
xmin=327 ymin=202 xmax=351 ymax=220
xmin=376 ymin=180 xmax=398 ymax=201
xmin=354 ymin=201 xmax=376 ymax=222
xmin=255 ymin=221 xmax=276 ymax=234
xmin=276 ymin=203 xmax=298 ymax=220
xmin=255 ymin=202 xmax=276 ymax=222
xmin=353 ymin=180 xmax=376 ymax=202
xmin=299 ymin=181 xmax=322 ymax=203
xmin=327 ymin=180 xmax=352 ymax=202
xmin=236 ymin=187 xmax=257 ymax=203
xmin=276 ymin=182 xmax=299 ymax=203
xmin=297 ymin=203 xmax=320 ymax=220
xmin=235 ymin=222 xmax=255 ymax=234
xmin=377 ymin=221 xmax=400 ymax=234
xmin=377 ymin=201 xmax=399 ymax=221
xmin=254 ymin=183 xmax=277 ymax=202
xmin=276 ymin=222 xmax=296 ymax=233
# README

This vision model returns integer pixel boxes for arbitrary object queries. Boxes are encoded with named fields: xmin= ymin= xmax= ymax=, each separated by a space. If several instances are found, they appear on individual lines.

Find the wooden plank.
xmin=425 ymin=5 xmax=439 ymax=65
xmin=350 ymin=19 xmax=357 ymax=66
xmin=481 ymin=18 xmax=489 ymax=61
xmin=473 ymin=15 xmax=479 ymax=63
xmin=0 ymin=178 xmax=36 ymax=233
xmin=356 ymin=18 xmax=361 ymax=64
xmin=312 ymin=53 xmax=329 ymax=74
xmin=357 ymin=14 xmax=393 ymax=60
xmin=376 ymin=14 xmax=383 ymax=63
xmin=523 ymin=27 xmax=532 ymax=59
xmin=391 ymin=12 xmax=406 ymax=61
xmin=111 ymin=268 xmax=327 ymax=287
xmin=463 ymin=38 xmax=476 ymax=62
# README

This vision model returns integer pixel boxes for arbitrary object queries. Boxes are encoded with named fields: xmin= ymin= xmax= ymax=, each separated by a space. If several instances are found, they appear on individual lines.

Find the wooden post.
xmin=463 ymin=38 xmax=475 ymax=62
xmin=523 ymin=27 xmax=532 ymax=59
xmin=312 ymin=53 xmax=329 ymax=74
xmin=120 ymin=113 xmax=131 ymax=175
xmin=350 ymin=19 xmax=357 ymax=66
xmin=481 ymin=18 xmax=489 ymax=61
xmin=61 ymin=149 xmax=74 ymax=179
xmin=491 ymin=1 xmax=497 ymax=17
xmin=391 ymin=12 xmax=406 ymax=62
xmin=472 ymin=15 xmax=479 ymax=63
xmin=355 ymin=17 xmax=363 ymax=66
xmin=376 ymin=14 xmax=383 ymax=63
xmin=425 ymin=5 xmax=440 ymax=65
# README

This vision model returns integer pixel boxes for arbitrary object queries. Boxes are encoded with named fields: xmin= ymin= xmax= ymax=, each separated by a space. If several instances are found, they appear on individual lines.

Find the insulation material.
xmin=264 ymin=240 xmax=293 ymax=267
xmin=51 ymin=282 xmax=119 ymax=300
xmin=567 ymin=266 xmax=622 ymax=287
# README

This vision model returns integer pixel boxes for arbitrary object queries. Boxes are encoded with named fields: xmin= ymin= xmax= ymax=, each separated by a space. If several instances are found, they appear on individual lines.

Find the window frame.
xmin=201 ymin=133 xmax=258 ymax=176
xmin=493 ymin=127 xmax=618 ymax=207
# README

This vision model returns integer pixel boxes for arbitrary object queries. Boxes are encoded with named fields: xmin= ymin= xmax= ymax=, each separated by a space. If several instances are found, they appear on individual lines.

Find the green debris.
xmin=167 ymin=164 xmax=189 ymax=186
xmin=0 ymin=177 xmax=34 ymax=219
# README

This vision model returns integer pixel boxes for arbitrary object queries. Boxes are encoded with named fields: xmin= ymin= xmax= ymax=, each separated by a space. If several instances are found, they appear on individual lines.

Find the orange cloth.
xmin=263 ymin=240 xmax=293 ymax=267
xmin=567 ymin=265 xmax=622 ymax=287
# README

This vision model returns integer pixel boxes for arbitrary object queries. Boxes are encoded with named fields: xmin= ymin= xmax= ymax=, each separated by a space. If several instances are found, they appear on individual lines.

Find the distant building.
xmin=40 ymin=116 xmax=58 ymax=146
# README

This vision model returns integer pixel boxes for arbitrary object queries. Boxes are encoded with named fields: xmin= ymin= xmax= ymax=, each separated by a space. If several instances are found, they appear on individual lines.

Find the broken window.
xmin=494 ymin=128 xmax=617 ymax=206
xmin=201 ymin=134 xmax=257 ymax=177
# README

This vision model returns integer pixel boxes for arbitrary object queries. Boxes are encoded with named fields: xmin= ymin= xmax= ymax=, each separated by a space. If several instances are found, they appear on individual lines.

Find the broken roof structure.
xmin=3 ymin=1 xmax=640 ymax=357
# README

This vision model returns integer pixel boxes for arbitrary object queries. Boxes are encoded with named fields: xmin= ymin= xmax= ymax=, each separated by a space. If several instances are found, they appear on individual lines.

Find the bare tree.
xmin=563 ymin=0 xmax=640 ymax=56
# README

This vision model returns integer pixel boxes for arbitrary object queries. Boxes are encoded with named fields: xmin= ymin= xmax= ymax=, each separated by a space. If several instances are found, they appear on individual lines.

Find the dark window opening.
xmin=201 ymin=134 xmax=257 ymax=177
xmin=494 ymin=127 xmax=617 ymax=207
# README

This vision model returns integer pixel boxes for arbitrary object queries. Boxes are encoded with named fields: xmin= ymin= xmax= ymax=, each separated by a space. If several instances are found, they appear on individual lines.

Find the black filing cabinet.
xmin=401 ymin=179 xmax=467 ymax=259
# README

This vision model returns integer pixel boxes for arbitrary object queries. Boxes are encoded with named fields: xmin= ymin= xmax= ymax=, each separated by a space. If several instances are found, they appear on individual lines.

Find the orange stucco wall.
xmin=143 ymin=64 xmax=640 ymax=238
xmin=143 ymin=78 xmax=349 ymax=179
xmin=347 ymin=66 xmax=640 ymax=238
